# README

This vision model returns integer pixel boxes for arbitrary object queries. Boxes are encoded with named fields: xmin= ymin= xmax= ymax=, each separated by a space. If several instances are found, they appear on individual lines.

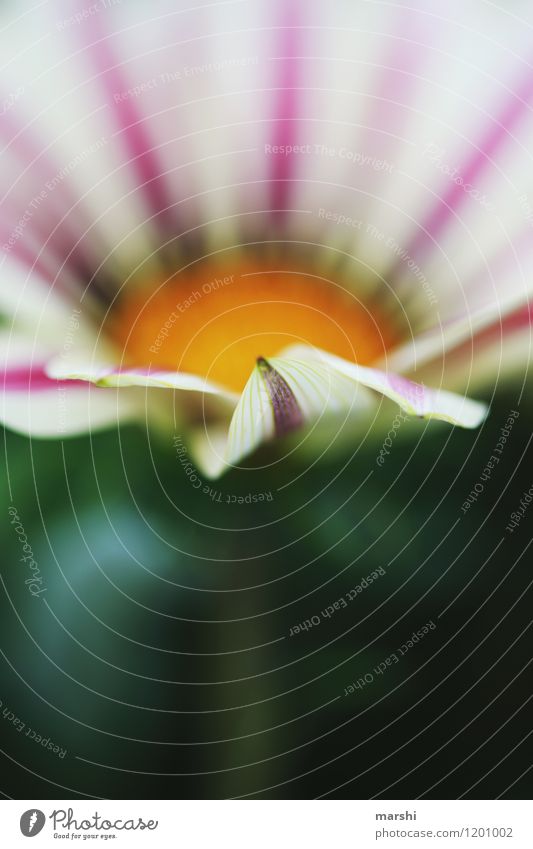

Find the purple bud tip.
xmin=257 ymin=357 xmax=304 ymax=437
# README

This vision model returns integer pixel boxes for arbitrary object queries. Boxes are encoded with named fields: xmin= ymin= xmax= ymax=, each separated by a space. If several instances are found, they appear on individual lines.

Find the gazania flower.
xmin=1 ymin=0 xmax=530 ymax=478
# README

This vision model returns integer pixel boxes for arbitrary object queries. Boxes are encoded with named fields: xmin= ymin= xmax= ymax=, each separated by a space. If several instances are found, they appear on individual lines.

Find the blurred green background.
xmin=1 ymin=385 xmax=532 ymax=799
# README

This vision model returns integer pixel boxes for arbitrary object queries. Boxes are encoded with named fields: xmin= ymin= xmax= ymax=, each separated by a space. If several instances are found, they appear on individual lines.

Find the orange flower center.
xmin=110 ymin=261 xmax=394 ymax=393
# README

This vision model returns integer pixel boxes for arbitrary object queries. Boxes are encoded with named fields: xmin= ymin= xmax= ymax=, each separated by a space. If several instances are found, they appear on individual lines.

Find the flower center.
xmin=110 ymin=261 xmax=394 ymax=392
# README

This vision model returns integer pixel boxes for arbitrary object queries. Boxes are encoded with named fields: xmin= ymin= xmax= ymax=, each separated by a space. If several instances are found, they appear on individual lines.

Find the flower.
xmin=1 ymin=0 xmax=530 ymax=478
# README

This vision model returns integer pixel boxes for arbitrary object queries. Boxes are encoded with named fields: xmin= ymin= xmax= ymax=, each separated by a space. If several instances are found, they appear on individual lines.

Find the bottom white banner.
xmin=0 ymin=800 xmax=531 ymax=848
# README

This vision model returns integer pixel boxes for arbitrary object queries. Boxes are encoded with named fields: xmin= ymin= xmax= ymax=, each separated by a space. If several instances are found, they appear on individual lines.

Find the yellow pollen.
xmin=110 ymin=262 xmax=394 ymax=393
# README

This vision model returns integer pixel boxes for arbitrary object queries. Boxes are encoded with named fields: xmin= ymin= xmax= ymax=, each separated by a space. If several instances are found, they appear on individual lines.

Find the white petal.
xmin=1 ymin=340 xmax=142 ymax=438
xmin=0 ymin=258 xmax=72 ymax=325
xmin=224 ymin=363 xmax=275 ymax=467
xmin=45 ymin=357 xmax=239 ymax=402
xmin=383 ymin=292 xmax=529 ymax=375
xmin=281 ymin=345 xmax=487 ymax=427
xmin=1 ymin=381 xmax=141 ymax=438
